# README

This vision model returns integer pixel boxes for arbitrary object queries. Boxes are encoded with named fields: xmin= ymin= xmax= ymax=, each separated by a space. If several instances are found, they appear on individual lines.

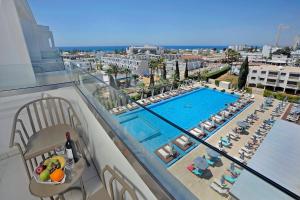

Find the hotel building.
xmin=247 ymin=65 xmax=300 ymax=94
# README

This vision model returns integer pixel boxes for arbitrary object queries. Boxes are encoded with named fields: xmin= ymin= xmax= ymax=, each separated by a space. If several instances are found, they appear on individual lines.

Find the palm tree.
xmin=149 ymin=59 xmax=159 ymax=88
xmin=106 ymin=64 xmax=121 ymax=88
xmin=161 ymin=62 xmax=167 ymax=80
xmin=184 ymin=59 xmax=189 ymax=79
xmin=121 ymin=68 xmax=132 ymax=87
xmin=132 ymin=74 xmax=139 ymax=85
xmin=137 ymin=82 xmax=147 ymax=99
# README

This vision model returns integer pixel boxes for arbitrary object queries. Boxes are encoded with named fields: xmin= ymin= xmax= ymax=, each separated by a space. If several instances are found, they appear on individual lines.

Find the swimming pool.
xmin=117 ymin=88 xmax=240 ymax=166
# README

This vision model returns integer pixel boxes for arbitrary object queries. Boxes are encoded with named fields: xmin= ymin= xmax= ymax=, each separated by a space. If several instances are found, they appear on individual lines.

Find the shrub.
xmin=205 ymin=66 xmax=231 ymax=80
xmin=215 ymin=80 xmax=220 ymax=87
xmin=245 ymin=87 xmax=252 ymax=94
xmin=263 ymin=90 xmax=300 ymax=103
xmin=257 ymin=83 xmax=264 ymax=89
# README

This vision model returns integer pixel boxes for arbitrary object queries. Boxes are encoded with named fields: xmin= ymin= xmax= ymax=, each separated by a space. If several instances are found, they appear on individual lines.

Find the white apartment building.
xmin=228 ymin=44 xmax=250 ymax=51
xmin=100 ymin=56 xmax=149 ymax=76
xmin=247 ymin=65 xmax=300 ymax=94
xmin=165 ymin=60 xmax=203 ymax=77
xmin=240 ymin=52 xmax=264 ymax=62
xmin=262 ymin=45 xmax=280 ymax=58
xmin=126 ymin=45 xmax=163 ymax=55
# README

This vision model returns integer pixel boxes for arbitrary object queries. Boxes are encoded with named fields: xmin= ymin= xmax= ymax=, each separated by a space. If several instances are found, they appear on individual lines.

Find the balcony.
xmin=268 ymin=74 xmax=278 ymax=78
xmin=288 ymin=76 xmax=300 ymax=80
xmin=0 ymin=68 xmax=299 ymax=200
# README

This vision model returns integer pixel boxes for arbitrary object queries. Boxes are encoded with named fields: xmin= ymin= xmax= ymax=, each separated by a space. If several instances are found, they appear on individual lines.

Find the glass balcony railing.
xmin=71 ymin=68 xmax=299 ymax=200
xmin=1 ymin=67 xmax=299 ymax=200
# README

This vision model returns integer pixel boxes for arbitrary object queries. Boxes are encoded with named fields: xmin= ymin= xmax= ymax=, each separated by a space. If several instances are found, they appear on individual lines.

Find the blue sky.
xmin=28 ymin=0 xmax=300 ymax=47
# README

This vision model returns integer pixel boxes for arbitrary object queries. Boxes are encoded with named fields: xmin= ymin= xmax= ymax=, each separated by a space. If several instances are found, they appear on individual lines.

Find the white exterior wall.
xmin=247 ymin=66 xmax=300 ymax=92
xmin=0 ymin=0 xmax=36 ymax=88
xmin=101 ymin=56 xmax=149 ymax=76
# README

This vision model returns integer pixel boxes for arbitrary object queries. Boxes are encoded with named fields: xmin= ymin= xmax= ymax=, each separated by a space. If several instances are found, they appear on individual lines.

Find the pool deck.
xmin=168 ymin=94 xmax=286 ymax=200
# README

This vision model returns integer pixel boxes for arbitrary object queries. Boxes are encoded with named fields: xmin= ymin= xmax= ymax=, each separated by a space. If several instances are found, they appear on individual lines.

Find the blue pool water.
xmin=117 ymin=88 xmax=240 ymax=166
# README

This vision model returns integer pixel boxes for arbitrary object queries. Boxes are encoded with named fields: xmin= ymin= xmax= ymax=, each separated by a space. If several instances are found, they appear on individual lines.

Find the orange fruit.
xmin=50 ymin=168 xmax=64 ymax=182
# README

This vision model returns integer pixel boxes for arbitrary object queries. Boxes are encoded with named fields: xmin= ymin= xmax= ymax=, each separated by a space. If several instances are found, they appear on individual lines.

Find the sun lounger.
xmin=173 ymin=135 xmax=194 ymax=151
xmin=148 ymin=96 xmax=161 ymax=103
xmin=241 ymin=147 xmax=253 ymax=154
xmin=126 ymin=103 xmax=139 ymax=110
xmin=213 ymin=178 xmax=230 ymax=189
xmin=193 ymin=127 xmax=206 ymax=136
xmin=212 ymin=116 xmax=223 ymax=124
xmin=187 ymin=164 xmax=204 ymax=176
xmin=239 ymin=150 xmax=252 ymax=158
xmin=234 ymin=156 xmax=247 ymax=165
xmin=223 ymin=175 xmax=237 ymax=184
xmin=155 ymin=144 xmax=179 ymax=163
xmin=210 ymin=182 xmax=229 ymax=196
xmin=227 ymin=133 xmax=238 ymax=140
xmin=219 ymin=110 xmax=231 ymax=118
xmin=200 ymin=122 xmax=214 ymax=131
xmin=189 ymin=129 xmax=205 ymax=138
xmin=221 ymin=140 xmax=231 ymax=147
xmin=227 ymin=167 xmax=241 ymax=176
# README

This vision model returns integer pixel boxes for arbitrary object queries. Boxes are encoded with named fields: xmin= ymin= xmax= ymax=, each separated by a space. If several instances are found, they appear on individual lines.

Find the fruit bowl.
xmin=32 ymin=155 xmax=66 ymax=185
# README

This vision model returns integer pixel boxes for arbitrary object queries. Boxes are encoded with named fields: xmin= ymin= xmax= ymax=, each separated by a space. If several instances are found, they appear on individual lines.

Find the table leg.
xmin=58 ymin=194 xmax=65 ymax=200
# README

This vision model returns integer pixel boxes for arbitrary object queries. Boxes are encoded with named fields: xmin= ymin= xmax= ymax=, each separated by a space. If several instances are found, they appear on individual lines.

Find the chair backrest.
xmin=101 ymin=165 xmax=138 ymax=200
xmin=9 ymin=97 xmax=80 ymax=179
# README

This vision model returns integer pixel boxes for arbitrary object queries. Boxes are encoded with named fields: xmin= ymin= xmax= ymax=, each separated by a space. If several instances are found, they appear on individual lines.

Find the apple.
xmin=35 ymin=165 xmax=44 ymax=175
xmin=39 ymin=169 xmax=50 ymax=181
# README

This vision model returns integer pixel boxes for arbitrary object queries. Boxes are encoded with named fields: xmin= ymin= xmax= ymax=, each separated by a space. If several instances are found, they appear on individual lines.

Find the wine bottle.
xmin=65 ymin=132 xmax=79 ymax=163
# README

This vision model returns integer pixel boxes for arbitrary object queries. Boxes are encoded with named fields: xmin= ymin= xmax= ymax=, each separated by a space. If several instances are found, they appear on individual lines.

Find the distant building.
xmin=126 ymin=45 xmax=163 ymax=55
xmin=262 ymin=45 xmax=280 ymax=58
xmin=228 ymin=44 xmax=250 ymax=51
xmin=294 ymin=35 xmax=300 ymax=50
xmin=0 ymin=0 xmax=64 ymax=88
xmin=100 ymin=56 xmax=149 ymax=76
xmin=247 ymin=65 xmax=300 ymax=94
xmin=240 ymin=52 xmax=264 ymax=62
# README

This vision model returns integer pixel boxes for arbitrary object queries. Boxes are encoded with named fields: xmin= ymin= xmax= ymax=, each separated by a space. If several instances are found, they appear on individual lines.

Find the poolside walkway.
xmin=168 ymin=95 xmax=285 ymax=200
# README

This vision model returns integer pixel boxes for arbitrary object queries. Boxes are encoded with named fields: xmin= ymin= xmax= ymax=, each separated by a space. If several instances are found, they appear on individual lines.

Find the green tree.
xmin=121 ymin=68 xmax=131 ymax=87
xmin=149 ymin=59 xmax=159 ymax=88
xmin=225 ymin=49 xmax=241 ymax=63
xmin=295 ymin=59 xmax=300 ymax=67
xmin=174 ymin=60 xmax=180 ymax=81
xmin=161 ymin=62 xmax=167 ymax=80
xmin=106 ymin=64 xmax=121 ymax=88
xmin=238 ymin=57 xmax=249 ymax=89
xmin=137 ymin=82 xmax=147 ymax=99
xmin=184 ymin=59 xmax=189 ymax=79
xmin=132 ymin=74 xmax=139 ymax=85
xmin=273 ymin=47 xmax=292 ymax=57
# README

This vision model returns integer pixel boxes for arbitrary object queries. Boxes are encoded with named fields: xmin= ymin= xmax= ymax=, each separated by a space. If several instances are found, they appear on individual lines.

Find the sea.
xmin=58 ymin=45 xmax=228 ymax=52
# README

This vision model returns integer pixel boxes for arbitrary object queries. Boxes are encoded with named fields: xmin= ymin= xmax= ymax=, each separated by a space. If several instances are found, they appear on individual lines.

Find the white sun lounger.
xmin=190 ymin=130 xmax=202 ymax=137
xmin=176 ymin=138 xmax=189 ymax=147
xmin=210 ymin=182 xmax=228 ymax=196
xmin=158 ymin=148 xmax=170 ymax=159
xmin=193 ymin=127 xmax=205 ymax=135
xmin=241 ymin=147 xmax=253 ymax=154
xmin=164 ymin=145 xmax=176 ymax=156
xmin=201 ymin=123 xmax=213 ymax=131
xmin=239 ymin=150 xmax=252 ymax=158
